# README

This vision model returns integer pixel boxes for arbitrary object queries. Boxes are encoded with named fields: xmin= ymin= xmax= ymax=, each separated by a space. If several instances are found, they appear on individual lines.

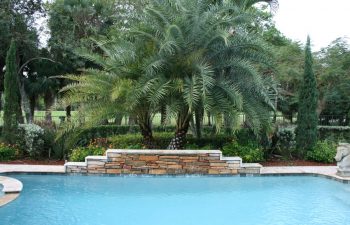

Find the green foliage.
xmin=42 ymin=128 xmax=57 ymax=158
xmin=59 ymin=0 xmax=275 ymax=150
xmin=109 ymin=133 xmax=173 ymax=149
xmin=295 ymin=37 xmax=318 ymax=153
xmin=234 ymin=129 xmax=260 ymax=147
xmin=69 ymin=146 xmax=106 ymax=162
xmin=16 ymin=124 xmax=45 ymax=159
xmin=222 ymin=142 xmax=265 ymax=163
xmin=109 ymin=132 xmax=232 ymax=150
xmin=184 ymin=143 xmax=214 ymax=150
xmin=61 ymin=125 xmax=181 ymax=150
xmin=0 ymin=143 xmax=18 ymax=161
xmin=3 ymin=40 xmax=21 ymax=144
xmin=276 ymin=127 xmax=296 ymax=158
xmin=318 ymin=126 xmax=350 ymax=142
xmin=306 ymin=140 xmax=336 ymax=163
xmin=317 ymin=38 xmax=350 ymax=122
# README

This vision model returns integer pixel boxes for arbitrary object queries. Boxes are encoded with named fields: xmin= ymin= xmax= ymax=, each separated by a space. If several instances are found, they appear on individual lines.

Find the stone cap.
xmin=86 ymin=156 xmax=107 ymax=161
xmin=64 ymin=162 xmax=86 ymax=167
xmin=0 ymin=176 xmax=23 ymax=193
xmin=106 ymin=149 xmax=222 ymax=155
xmin=242 ymin=163 xmax=263 ymax=168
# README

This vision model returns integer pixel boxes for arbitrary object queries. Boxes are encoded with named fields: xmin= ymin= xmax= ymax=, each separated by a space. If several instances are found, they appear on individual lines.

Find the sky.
xmin=273 ymin=0 xmax=350 ymax=51
xmin=37 ymin=0 xmax=350 ymax=51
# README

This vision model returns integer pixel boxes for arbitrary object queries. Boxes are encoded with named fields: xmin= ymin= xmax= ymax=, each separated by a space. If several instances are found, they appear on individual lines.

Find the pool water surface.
xmin=0 ymin=175 xmax=350 ymax=225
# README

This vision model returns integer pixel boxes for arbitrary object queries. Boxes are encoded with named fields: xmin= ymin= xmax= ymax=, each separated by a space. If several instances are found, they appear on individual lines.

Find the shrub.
xmin=0 ymin=143 xmax=18 ymax=161
xmin=69 ymin=125 xmax=217 ymax=148
xmin=184 ymin=143 xmax=214 ymax=150
xmin=318 ymin=126 xmax=350 ymax=142
xmin=234 ymin=129 xmax=260 ymax=147
xmin=17 ymin=124 xmax=45 ymax=158
xmin=306 ymin=140 xmax=336 ymax=163
xmin=109 ymin=133 xmax=174 ymax=149
xmin=69 ymin=145 xmax=106 ymax=162
xmin=109 ymin=133 xmax=232 ymax=149
xmin=222 ymin=142 xmax=265 ymax=163
xmin=276 ymin=127 xmax=296 ymax=159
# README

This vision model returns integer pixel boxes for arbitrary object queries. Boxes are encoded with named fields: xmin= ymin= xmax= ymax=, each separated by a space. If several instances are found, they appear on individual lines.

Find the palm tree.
xmin=132 ymin=0 xmax=274 ymax=149
xmin=59 ymin=38 xmax=159 ymax=148
xmin=24 ymin=49 xmax=60 ymax=124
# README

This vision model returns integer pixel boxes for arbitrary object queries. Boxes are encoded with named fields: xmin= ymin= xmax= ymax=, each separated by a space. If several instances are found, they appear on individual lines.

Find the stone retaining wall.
xmin=65 ymin=149 xmax=261 ymax=175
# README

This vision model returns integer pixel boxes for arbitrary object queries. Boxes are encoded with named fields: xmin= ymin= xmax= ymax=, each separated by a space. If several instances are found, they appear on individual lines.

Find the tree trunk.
xmin=224 ymin=113 xmax=233 ymax=134
xmin=0 ymin=61 xmax=5 ymax=107
xmin=168 ymin=110 xmax=191 ymax=150
xmin=137 ymin=111 xmax=156 ymax=149
xmin=0 ymin=92 xmax=2 ymax=112
xmin=66 ymin=105 xmax=71 ymax=121
xmin=114 ymin=113 xmax=123 ymax=125
xmin=207 ymin=112 xmax=211 ymax=126
xmin=44 ymin=91 xmax=54 ymax=124
xmin=128 ymin=115 xmax=136 ymax=125
xmin=160 ymin=104 xmax=167 ymax=125
xmin=28 ymin=95 xmax=36 ymax=123
xmin=194 ymin=108 xmax=203 ymax=138
xmin=167 ymin=127 xmax=189 ymax=150
xmin=139 ymin=123 xmax=156 ymax=149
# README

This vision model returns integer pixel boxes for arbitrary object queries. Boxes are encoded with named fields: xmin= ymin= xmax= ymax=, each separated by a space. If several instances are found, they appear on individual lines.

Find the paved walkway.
xmin=261 ymin=166 xmax=350 ymax=182
xmin=0 ymin=164 xmax=65 ymax=174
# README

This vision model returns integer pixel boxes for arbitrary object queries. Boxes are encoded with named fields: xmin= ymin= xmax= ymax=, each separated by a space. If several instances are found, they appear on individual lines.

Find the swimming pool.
xmin=1 ymin=175 xmax=350 ymax=225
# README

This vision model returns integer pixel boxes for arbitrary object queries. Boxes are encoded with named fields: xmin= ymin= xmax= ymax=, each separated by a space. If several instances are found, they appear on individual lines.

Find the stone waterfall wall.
xmin=65 ymin=149 xmax=261 ymax=175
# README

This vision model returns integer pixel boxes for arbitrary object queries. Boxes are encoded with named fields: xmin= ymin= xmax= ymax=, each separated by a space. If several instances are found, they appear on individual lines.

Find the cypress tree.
xmin=295 ymin=36 xmax=318 ymax=154
xmin=3 ymin=40 xmax=21 ymax=144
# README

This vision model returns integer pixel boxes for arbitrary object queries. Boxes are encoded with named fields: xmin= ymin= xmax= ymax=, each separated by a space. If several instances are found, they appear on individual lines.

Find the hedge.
xmin=318 ymin=126 xmax=350 ymax=142
xmin=109 ymin=132 xmax=233 ymax=149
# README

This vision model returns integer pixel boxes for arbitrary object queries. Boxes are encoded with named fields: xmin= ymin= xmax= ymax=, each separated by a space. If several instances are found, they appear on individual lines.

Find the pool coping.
xmin=0 ymin=176 xmax=23 ymax=207
xmin=261 ymin=166 xmax=350 ymax=183
xmin=0 ymin=164 xmax=64 ymax=207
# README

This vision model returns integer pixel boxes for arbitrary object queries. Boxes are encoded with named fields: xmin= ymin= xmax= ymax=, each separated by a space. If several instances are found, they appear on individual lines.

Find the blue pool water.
xmin=1 ymin=175 xmax=350 ymax=225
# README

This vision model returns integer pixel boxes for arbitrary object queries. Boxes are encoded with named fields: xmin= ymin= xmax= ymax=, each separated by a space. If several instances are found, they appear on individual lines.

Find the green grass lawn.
xmin=0 ymin=111 xmax=291 ymax=126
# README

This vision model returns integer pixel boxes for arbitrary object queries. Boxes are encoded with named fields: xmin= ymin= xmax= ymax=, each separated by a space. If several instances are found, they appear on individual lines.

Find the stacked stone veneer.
xmin=65 ymin=149 xmax=261 ymax=175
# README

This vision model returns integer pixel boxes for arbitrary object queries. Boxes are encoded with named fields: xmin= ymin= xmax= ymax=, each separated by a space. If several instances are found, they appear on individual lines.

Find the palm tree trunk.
xmin=44 ymin=91 xmax=54 ymax=124
xmin=66 ymin=105 xmax=71 ymax=121
xmin=29 ymin=95 xmax=36 ymax=123
xmin=128 ymin=115 xmax=136 ymax=125
xmin=168 ymin=109 xmax=191 ymax=149
xmin=139 ymin=123 xmax=156 ymax=149
xmin=194 ymin=108 xmax=203 ymax=138
xmin=207 ymin=112 xmax=211 ymax=126
xmin=114 ymin=113 xmax=123 ymax=125
xmin=160 ymin=104 xmax=167 ymax=125
xmin=137 ymin=111 xmax=156 ymax=149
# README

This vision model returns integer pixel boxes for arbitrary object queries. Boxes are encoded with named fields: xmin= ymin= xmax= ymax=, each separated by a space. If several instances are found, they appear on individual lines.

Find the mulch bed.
xmin=0 ymin=159 xmax=65 ymax=165
xmin=261 ymin=160 xmax=336 ymax=167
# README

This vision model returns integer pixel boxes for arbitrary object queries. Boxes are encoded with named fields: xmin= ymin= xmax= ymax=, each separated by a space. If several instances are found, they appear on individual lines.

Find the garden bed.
xmin=261 ymin=160 xmax=336 ymax=167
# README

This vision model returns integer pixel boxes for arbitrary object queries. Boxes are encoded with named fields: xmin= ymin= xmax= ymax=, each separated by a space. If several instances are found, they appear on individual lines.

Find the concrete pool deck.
xmin=261 ymin=166 xmax=350 ymax=182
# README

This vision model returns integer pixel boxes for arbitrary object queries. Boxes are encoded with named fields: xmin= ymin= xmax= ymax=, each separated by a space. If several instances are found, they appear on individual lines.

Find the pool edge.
xmin=0 ymin=176 xmax=23 ymax=207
